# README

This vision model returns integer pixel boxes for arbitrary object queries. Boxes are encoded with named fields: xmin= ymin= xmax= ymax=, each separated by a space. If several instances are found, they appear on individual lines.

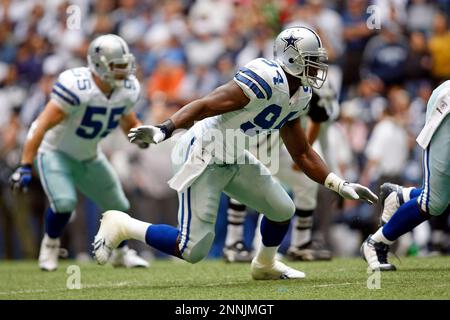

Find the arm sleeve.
xmin=50 ymin=70 xmax=81 ymax=115
xmin=308 ymin=91 xmax=330 ymax=123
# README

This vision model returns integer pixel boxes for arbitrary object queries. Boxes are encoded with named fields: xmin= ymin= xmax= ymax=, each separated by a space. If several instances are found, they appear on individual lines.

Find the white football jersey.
xmin=190 ymin=58 xmax=312 ymax=161
xmin=40 ymin=67 xmax=140 ymax=161
xmin=416 ymin=80 xmax=450 ymax=149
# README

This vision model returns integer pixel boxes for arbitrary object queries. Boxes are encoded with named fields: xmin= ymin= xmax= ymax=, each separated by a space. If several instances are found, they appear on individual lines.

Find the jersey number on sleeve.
xmin=261 ymin=59 xmax=284 ymax=85
xmin=77 ymin=79 xmax=91 ymax=90
xmin=76 ymin=106 xmax=126 ymax=139
xmin=124 ymin=79 xmax=136 ymax=90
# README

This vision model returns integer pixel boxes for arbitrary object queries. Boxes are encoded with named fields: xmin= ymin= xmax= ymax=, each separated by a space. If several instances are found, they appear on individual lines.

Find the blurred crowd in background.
xmin=0 ymin=0 xmax=449 ymax=261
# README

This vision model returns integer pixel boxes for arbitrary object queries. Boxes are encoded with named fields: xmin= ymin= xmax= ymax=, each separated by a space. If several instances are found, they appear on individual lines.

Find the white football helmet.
xmin=87 ymin=34 xmax=136 ymax=88
xmin=274 ymin=26 xmax=328 ymax=89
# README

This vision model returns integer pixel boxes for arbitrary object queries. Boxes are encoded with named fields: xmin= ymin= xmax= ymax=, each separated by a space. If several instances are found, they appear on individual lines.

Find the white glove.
xmin=325 ymin=173 xmax=378 ymax=205
xmin=128 ymin=125 xmax=165 ymax=145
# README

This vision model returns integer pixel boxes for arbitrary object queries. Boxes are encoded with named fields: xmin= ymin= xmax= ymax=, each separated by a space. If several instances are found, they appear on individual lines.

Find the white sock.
xmin=225 ymin=200 xmax=246 ymax=247
xmin=125 ymin=217 xmax=151 ymax=243
xmin=43 ymin=233 xmax=60 ymax=243
xmin=255 ymin=243 xmax=279 ymax=265
xmin=372 ymin=227 xmax=394 ymax=245
xmin=403 ymin=187 xmax=414 ymax=202
xmin=296 ymin=229 xmax=312 ymax=247
xmin=226 ymin=224 xmax=245 ymax=247
xmin=290 ymin=216 xmax=313 ymax=248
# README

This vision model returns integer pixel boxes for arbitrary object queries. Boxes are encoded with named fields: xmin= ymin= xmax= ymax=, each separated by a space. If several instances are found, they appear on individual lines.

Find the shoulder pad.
xmin=51 ymin=69 xmax=83 ymax=107
xmin=233 ymin=58 xmax=280 ymax=100
xmin=123 ymin=75 xmax=141 ymax=104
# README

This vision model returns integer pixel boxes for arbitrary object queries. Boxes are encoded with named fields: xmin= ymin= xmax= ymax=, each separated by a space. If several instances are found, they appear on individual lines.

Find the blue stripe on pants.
xmin=179 ymin=137 xmax=196 ymax=254
xmin=419 ymin=146 xmax=431 ymax=213
xmin=179 ymin=192 xmax=185 ymax=249
xmin=180 ymin=187 xmax=192 ymax=254
xmin=425 ymin=146 xmax=430 ymax=213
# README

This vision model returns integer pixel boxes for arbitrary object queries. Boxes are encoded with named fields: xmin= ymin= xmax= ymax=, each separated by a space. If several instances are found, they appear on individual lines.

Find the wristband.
xmin=156 ymin=119 xmax=175 ymax=140
xmin=324 ymin=172 xmax=345 ymax=193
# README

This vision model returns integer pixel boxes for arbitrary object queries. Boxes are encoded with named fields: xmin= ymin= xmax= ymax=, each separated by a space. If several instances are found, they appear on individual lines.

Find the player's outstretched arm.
xmin=306 ymin=119 xmax=322 ymax=145
xmin=170 ymin=80 xmax=250 ymax=128
xmin=128 ymin=81 xmax=250 ymax=145
xmin=119 ymin=112 xmax=149 ymax=149
xmin=9 ymin=101 xmax=66 ymax=192
xmin=120 ymin=111 xmax=142 ymax=133
xmin=280 ymin=118 xmax=378 ymax=204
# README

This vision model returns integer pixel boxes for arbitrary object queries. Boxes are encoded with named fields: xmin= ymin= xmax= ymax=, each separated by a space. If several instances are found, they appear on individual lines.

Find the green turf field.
xmin=0 ymin=257 xmax=449 ymax=300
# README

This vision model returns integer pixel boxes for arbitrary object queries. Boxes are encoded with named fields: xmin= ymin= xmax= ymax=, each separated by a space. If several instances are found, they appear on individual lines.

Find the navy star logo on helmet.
xmin=282 ymin=34 xmax=302 ymax=52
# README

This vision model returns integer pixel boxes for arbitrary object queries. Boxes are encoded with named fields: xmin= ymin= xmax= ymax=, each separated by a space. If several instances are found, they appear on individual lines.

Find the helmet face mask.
xmin=292 ymin=50 xmax=328 ymax=89
xmin=105 ymin=54 xmax=136 ymax=87
xmin=274 ymin=27 xmax=328 ymax=89
xmin=87 ymin=34 xmax=136 ymax=88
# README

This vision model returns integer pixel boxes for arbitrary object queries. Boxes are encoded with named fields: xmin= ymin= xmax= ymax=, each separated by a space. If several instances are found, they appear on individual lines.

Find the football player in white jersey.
xmin=10 ymin=34 xmax=149 ymax=271
xmin=223 ymin=81 xmax=339 ymax=263
xmin=361 ymin=80 xmax=450 ymax=271
xmin=93 ymin=27 xmax=377 ymax=280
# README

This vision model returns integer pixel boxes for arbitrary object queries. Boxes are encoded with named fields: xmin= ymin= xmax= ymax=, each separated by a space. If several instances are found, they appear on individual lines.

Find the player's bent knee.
xmin=53 ymin=198 xmax=77 ymax=213
xmin=284 ymin=201 xmax=296 ymax=220
xmin=105 ymin=197 xmax=130 ymax=213
xmin=182 ymin=232 xmax=215 ymax=264
xmin=270 ymin=200 xmax=295 ymax=222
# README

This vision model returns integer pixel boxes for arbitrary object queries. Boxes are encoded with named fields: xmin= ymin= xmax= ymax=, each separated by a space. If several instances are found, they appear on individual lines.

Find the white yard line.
xmin=309 ymin=282 xmax=358 ymax=288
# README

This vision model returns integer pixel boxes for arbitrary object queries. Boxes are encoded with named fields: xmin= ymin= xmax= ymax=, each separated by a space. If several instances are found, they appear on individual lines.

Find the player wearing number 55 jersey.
xmin=10 ymin=34 xmax=149 ymax=271
xmin=94 ymin=27 xmax=378 ymax=280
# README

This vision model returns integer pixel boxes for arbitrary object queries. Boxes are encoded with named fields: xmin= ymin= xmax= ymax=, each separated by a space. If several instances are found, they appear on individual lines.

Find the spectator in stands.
xmin=361 ymin=87 xmax=411 ymax=232
xmin=428 ymin=11 xmax=450 ymax=84
xmin=341 ymin=0 xmax=376 ymax=89
xmin=361 ymin=21 xmax=409 ymax=87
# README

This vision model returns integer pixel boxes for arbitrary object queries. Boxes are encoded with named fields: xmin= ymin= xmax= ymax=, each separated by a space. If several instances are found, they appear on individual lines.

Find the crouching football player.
xmin=93 ymin=27 xmax=377 ymax=280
